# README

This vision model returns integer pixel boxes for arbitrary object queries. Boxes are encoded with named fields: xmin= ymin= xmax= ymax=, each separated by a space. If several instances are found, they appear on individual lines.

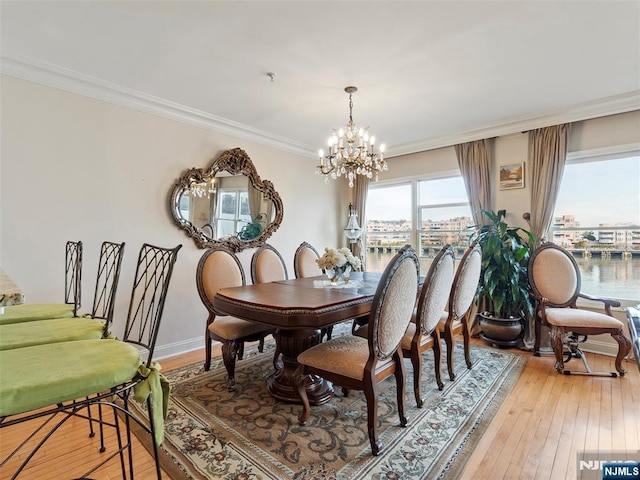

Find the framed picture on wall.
xmin=499 ymin=162 xmax=525 ymax=190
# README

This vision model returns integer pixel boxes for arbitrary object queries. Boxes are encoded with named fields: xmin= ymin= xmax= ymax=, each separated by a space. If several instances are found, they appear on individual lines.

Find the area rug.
xmin=135 ymin=340 xmax=526 ymax=480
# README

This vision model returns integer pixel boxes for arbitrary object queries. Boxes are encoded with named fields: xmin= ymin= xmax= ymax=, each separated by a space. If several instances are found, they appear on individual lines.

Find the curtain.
xmin=454 ymin=139 xmax=492 ymax=226
xmin=528 ymin=123 xmax=571 ymax=244
xmin=523 ymin=123 xmax=571 ymax=351
xmin=351 ymin=176 xmax=369 ymax=262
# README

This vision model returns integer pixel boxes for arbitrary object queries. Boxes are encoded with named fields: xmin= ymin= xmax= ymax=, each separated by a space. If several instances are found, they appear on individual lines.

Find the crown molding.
xmin=0 ymin=54 xmax=315 ymax=157
xmin=2 ymin=54 xmax=638 ymax=160
xmin=387 ymin=90 xmax=640 ymax=157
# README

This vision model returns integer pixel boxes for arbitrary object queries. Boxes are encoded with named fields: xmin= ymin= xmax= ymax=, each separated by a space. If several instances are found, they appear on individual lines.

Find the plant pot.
xmin=478 ymin=312 xmax=524 ymax=348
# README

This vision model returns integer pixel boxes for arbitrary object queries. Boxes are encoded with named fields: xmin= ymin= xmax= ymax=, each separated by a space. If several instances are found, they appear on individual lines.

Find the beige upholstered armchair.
xmin=528 ymin=242 xmax=631 ymax=376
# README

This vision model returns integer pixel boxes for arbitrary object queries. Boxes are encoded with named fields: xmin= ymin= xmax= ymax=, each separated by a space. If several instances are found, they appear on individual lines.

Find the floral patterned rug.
xmin=136 ymin=339 xmax=527 ymax=480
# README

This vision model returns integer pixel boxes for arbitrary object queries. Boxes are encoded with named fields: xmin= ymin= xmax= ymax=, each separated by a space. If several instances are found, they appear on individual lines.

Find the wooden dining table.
xmin=213 ymin=272 xmax=382 ymax=405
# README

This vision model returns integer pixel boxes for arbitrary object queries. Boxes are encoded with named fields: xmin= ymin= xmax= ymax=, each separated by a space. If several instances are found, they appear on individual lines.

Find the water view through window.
xmin=365 ymin=157 xmax=640 ymax=302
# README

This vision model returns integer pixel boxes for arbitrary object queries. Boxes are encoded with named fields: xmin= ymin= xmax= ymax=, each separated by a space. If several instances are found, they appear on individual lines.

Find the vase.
xmin=478 ymin=312 xmax=524 ymax=348
xmin=325 ymin=265 xmax=352 ymax=284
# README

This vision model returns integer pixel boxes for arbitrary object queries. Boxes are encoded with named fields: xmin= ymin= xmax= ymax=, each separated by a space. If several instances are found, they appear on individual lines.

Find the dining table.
xmin=213 ymin=272 xmax=382 ymax=405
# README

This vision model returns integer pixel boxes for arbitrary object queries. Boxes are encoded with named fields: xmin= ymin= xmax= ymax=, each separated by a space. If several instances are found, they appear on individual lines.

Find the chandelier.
xmin=316 ymin=86 xmax=388 ymax=188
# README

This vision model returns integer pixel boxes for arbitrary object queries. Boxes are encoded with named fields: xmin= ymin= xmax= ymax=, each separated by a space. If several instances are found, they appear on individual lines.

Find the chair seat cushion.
xmin=208 ymin=316 xmax=272 ymax=341
xmin=401 ymin=322 xmax=435 ymax=350
xmin=0 ymin=317 xmax=106 ymax=351
xmin=297 ymin=336 xmax=393 ymax=381
xmin=546 ymin=308 xmax=624 ymax=329
xmin=0 ymin=303 xmax=74 ymax=325
xmin=0 ymin=339 xmax=141 ymax=417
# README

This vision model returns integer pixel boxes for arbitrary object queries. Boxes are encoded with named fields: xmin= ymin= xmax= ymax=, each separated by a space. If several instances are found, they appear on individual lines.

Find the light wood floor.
xmin=1 ymin=340 xmax=638 ymax=479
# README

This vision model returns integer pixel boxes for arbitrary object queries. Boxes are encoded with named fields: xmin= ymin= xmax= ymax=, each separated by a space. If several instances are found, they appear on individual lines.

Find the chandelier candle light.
xmin=316 ymin=86 xmax=388 ymax=188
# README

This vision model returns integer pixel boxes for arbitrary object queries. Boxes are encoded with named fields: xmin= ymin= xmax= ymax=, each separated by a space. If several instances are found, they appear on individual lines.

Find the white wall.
xmin=376 ymin=110 xmax=640 ymax=231
xmin=0 ymin=75 xmax=343 ymax=358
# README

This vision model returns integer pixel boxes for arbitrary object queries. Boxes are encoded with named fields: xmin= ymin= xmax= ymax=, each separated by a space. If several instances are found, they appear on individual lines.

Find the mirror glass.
xmin=169 ymin=148 xmax=283 ymax=251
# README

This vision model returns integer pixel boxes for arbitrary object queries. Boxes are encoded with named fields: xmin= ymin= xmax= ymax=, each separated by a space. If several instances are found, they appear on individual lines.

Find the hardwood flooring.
xmin=1 ymin=340 xmax=638 ymax=479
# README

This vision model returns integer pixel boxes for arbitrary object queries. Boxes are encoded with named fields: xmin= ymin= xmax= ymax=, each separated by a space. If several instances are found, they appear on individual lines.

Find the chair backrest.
xmin=64 ymin=241 xmax=83 ymax=315
xmin=196 ymin=246 xmax=246 ymax=313
xmin=121 ymin=243 xmax=181 ymax=365
xmin=417 ymin=244 xmax=456 ymax=335
xmin=90 ymin=242 xmax=125 ymax=330
xmin=528 ymin=242 xmax=580 ymax=308
xmin=368 ymin=245 xmax=420 ymax=360
xmin=293 ymin=241 xmax=322 ymax=278
xmin=449 ymin=242 xmax=482 ymax=321
xmin=251 ymin=244 xmax=288 ymax=284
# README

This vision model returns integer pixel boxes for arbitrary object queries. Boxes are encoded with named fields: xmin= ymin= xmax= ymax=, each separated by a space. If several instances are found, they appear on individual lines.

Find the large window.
xmin=550 ymin=152 xmax=640 ymax=301
xmin=365 ymin=177 xmax=473 ymax=272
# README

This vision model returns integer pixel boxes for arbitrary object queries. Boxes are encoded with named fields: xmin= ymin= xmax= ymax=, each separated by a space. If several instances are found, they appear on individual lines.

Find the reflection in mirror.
xmin=169 ymin=148 xmax=283 ymax=251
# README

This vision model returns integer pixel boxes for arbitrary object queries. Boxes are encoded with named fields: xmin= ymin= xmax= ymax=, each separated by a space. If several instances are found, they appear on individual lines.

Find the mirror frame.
xmin=169 ymin=147 xmax=283 ymax=251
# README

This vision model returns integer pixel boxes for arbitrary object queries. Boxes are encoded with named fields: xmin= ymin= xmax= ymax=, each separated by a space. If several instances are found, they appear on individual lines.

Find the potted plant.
xmin=469 ymin=209 xmax=536 ymax=347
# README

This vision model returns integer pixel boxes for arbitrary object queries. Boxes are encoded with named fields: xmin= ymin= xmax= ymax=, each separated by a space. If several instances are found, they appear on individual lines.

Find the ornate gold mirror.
xmin=169 ymin=148 xmax=283 ymax=251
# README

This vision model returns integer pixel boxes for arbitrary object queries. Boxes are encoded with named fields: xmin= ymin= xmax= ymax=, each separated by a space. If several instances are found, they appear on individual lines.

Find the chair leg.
xmin=364 ymin=375 xmax=381 ymax=456
xmin=612 ymin=330 xmax=632 ymax=376
xmin=393 ymin=351 xmax=407 ymax=428
xmin=432 ymin=331 xmax=444 ymax=390
xmin=462 ymin=315 xmax=472 ymax=370
xmin=443 ymin=327 xmax=455 ymax=381
xmin=550 ymin=327 xmax=566 ymax=373
xmin=258 ymin=337 xmax=265 ymax=352
xmin=204 ymin=329 xmax=212 ymax=371
xmin=410 ymin=345 xmax=424 ymax=408
xmin=295 ymin=367 xmax=311 ymax=425
xmin=221 ymin=339 xmax=242 ymax=391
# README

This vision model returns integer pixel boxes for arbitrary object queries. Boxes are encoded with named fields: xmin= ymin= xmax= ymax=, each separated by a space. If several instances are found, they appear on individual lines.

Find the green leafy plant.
xmin=469 ymin=209 xmax=536 ymax=319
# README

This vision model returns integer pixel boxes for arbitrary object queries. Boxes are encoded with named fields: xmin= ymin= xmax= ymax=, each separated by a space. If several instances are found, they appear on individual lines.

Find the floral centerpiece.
xmin=316 ymin=247 xmax=362 ymax=283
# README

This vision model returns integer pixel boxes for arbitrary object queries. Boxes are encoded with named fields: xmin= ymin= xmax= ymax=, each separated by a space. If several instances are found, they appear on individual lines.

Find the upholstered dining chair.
xmin=0 ymin=242 xmax=181 ymax=480
xmin=292 ymin=241 xmax=337 ymax=341
xmin=295 ymin=244 xmax=420 ymax=456
xmin=250 ymin=243 xmax=289 ymax=284
xmin=0 ymin=241 xmax=125 ymax=350
xmin=438 ymin=242 xmax=482 ymax=382
xmin=293 ymin=241 xmax=322 ymax=279
xmin=198 ymin=246 xmax=275 ymax=391
xmin=528 ymin=242 xmax=631 ymax=376
xmin=401 ymin=244 xmax=455 ymax=403
xmin=0 ymin=240 xmax=83 ymax=325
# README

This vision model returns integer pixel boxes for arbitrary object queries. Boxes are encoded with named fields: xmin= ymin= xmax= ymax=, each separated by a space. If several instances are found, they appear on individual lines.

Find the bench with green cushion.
xmin=0 ymin=339 xmax=168 ymax=445
xmin=0 ymin=303 xmax=75 ymax=325
xmin=0 ymin=317 xmax=108 ymax=351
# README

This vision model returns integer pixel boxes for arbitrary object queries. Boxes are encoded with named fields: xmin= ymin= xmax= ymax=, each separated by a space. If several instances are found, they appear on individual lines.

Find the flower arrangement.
xmin=316 ymin=247 xmax=362 ymax=282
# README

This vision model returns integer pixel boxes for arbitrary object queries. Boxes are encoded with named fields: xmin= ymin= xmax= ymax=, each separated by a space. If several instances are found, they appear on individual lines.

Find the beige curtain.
xmin=454 ymin=139 xmax=492 ymax=226
xmin=528 ymin=124 xmax=571 ymax=244
xmin=351 ymin=176 xmax=369 ymax=261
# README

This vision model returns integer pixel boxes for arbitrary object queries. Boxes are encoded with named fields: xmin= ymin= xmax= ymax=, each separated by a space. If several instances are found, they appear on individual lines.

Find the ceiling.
xmin=1 ymin=1 xmax=639 ymax=158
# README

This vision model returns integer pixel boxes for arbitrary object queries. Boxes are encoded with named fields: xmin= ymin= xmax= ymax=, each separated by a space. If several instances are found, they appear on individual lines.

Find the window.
xmin=216 ymin=189 xmax=252 ymax=238
xmin=550 ymin=152 xmax=640 ymax=301
xmin=365 ymin=177 xmax=472 ymax=272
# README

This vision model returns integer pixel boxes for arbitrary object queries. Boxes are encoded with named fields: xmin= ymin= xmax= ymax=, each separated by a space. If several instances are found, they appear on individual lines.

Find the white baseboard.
xmin=154 ymin=336 xmax=206 ymax=361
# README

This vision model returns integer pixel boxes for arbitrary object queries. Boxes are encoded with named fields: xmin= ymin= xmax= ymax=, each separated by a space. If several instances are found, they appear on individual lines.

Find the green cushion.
xmin=0 ymin=339 xmax=141 ymax=417
xmin=0 ymin=318 xmax=107 ymax=351
xmin=0 ymin=304 xmax=74 ymax=325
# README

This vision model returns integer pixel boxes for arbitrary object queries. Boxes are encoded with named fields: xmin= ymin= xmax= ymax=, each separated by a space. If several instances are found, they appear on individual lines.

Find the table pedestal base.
xmin=266 ymin=328 xmax=334 ymax=405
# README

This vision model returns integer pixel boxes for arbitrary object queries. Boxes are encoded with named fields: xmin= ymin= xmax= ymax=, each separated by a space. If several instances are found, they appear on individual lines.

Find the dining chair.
xmin=401 ymin=244 xmax=455 ymax=404
xmin=293 ymin=241 xmax=322 ymax=279
xmin=0 ymin=241 xmax=125 ymax=350
xmin=438 ymin=242 xmax=482 ymax=381
xmin=198 ymin=246 xmax=275 ymax=391
xmin=528 ymin=242 xmax=631 ymax=376
xmin=295 ymin=244 xmax=420 ymax=456
xmin=0 ymin=242 xmax=181 ymax=480
xmin=250 ymin=243 xmax=289 ymax=284
xmin=0 ymin=240 xmax=83 ymax=325
xmin=292 ymin=241 xmax=338 ymax=341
